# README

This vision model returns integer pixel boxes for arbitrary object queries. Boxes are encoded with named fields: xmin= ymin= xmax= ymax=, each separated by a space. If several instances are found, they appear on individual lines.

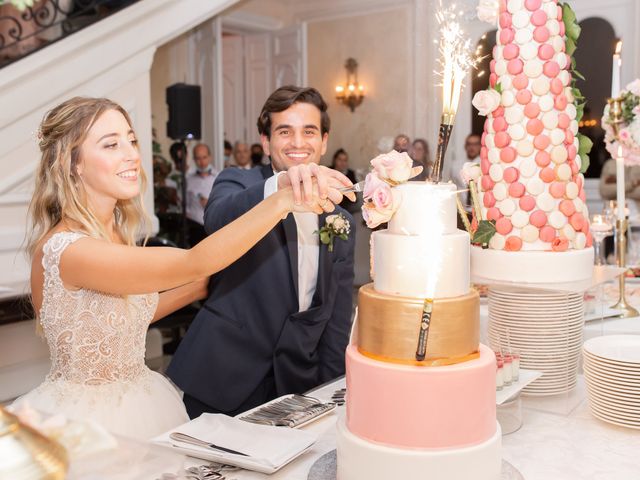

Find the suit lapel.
xmin=312 ymin=213 xmax=334 ymax=307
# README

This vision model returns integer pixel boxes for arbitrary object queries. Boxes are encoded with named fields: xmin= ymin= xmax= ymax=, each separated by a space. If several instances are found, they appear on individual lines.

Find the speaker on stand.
xmin=166 ymin=83 xmax=202 ymax=248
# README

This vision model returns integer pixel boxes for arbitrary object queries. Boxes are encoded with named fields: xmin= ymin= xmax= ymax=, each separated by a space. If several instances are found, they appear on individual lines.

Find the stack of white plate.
xmin=583 ymin=335 xmax=640 ymax=429
xmin=488 ymin=288 xmax=584 ymax=395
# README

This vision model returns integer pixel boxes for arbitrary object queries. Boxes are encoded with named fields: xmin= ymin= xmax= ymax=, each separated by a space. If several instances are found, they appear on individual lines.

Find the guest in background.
xmin=186 ymin=143 xmax=218 ymax=245
xmin=251 ymin=143 xmax=268 ymax=166
xmin=393 ymin=134 xmax=411 ymax=153
xmin=233 ymin=141 xmax=253 ymax=170
xmin=447 ymin=133 xmax=481 ymax=189
xmin=331 ymin=148 xmax=358 ymax=212
xmin=411 ymin=138 xmax=431 ymax=181
xmin=223 ymin=140 xmax=233 ymax=168
xmin=331 ymin=148 xmax=357 ymax=184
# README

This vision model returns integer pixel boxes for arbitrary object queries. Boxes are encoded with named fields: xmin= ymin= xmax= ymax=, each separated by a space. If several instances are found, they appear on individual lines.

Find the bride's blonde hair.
xmin=26 ymin=97 xmax=151 ymax=260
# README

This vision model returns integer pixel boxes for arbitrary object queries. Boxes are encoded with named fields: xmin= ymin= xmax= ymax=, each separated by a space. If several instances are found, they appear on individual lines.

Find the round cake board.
xmin=307 ymin=450 xmax=524 ymax=480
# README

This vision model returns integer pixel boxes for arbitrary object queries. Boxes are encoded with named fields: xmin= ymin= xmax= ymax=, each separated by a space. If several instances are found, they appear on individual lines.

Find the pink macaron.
xmin=500 ymin=28 xmax=515 ymax=45
xmin=549 ymin=182 xmax=566 ymax=199
xmin=496 ymin=217 xmax=513 ymax=235
xmin=540 ymin=167 xmax=556 ymax=183
xmin=527 ymin=118 xmax=544 ymax=136
xmin=487 ymin=207 xmax=502 ymax=221
xmin=481 ymin=175 xmax=495 ymax=191
xmin=484 ymin=191 xmax=496 ymax=208
xmin=509 ymin=182 xmax=526 ymax=197
xmin=538 ymin=44 xmax=555 ymax=61
xmin=555 ymin=94 xmax=568 ymax=111
xmin=516 ymin=90 xmax=532 ymax=105
xmin=508 ymin=59 xmax=524 ymax=75
xmin=570 ymin=213 xmax=585 ymax=231
xmin=534 ymin=135 xmax=551 ymax=150
xmin=504 ymin=43 xmax=520 ymax=60
xmin=501 ymin=146 xmax=517 ymax=163
xmin=519 ymin=196 xmax=536 ymax=212
xmin=495 ymin=131 xmax=511 ymax=148
xmin=503 ymin=167 xmax=520 ymax=183
xmin=499 ymin=12 xmax=512 ymax=29
xmin=533 ymin=26 xmax=550 ymax=43
xmin=540 ymin=225 xmax=556 ymax=243
xmin=543 ymin=61 xmax=561 ymax=78
xmin=525 ymin=0 xmax=542 ymax=11
xmin=535 ymin=151 xmax=552 ymax=167
xmin=531 ymin=10 xmax=548 ymax=27
xmin=559 ymin=199 xmax=576 ymax=217
xmin=550 ymin=77 xmax=564 ymax=95
xmin=493 ymin=116 xmax=508 ymax=132
xmin=524 ymin=103 xmax=541 ymax=119
xmin=565 ymin=129 xmax=574 ymax=145
xmin=513 ymin=74 xmax=529 ymax=90
xmin=530 ymin=210 xmax=548 ymax=228
xmin=558 ymin=113 xmax=571 ymax=129
xmin=505 ymin=236 xmax=523 ymax=251
xmin=567 ymin=144 xmax=577 ymax=161
xmin=481 ymin=158 xmax=491 ymax=175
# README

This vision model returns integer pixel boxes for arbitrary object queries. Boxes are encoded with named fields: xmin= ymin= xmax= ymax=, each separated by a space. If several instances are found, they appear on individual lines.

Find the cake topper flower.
xmin=316 ymin=213 xmax=351 ymax=253
xmin=472 ymin=88 xmax=501 ymax=117
xmin=362 ymin=172 xmax=402 ymax=229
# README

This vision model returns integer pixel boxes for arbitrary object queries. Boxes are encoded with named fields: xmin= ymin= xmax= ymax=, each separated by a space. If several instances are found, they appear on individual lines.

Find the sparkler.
xmin=430 ymin=2 xmax=480 ymax=183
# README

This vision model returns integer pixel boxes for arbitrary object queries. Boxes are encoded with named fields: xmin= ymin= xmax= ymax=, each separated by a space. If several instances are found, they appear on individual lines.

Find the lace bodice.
xmin=39 ymin=232 xmax=158 ymax=386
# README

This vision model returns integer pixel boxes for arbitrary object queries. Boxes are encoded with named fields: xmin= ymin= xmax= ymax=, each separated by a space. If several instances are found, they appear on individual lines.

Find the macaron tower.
xmin=471 ymin=0 xmax=594 ymax=284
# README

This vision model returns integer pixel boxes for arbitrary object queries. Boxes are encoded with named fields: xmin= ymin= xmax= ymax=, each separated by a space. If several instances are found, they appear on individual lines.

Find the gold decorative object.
xmin=608 ymin=95 xmax=639 ymax=318
xmin=0 ymin=406 xmax=68 ymax=479
xmin=335 ymin=58 xmax=365 ymax=112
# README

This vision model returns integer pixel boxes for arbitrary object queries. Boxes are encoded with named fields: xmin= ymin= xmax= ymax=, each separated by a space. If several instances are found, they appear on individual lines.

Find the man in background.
xmin=185 ymin=143 xmax=218 ymax=245
xmin=232 ymin=141 xmax=253 ymax=170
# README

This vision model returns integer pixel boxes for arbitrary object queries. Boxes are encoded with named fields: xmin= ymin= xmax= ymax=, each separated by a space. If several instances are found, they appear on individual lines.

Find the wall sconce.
xmin=335 ymin=58 xmax=365 ymax=112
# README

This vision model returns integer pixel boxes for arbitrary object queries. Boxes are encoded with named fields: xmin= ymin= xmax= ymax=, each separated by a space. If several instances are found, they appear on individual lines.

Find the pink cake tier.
xmin=345 ymin=344 xmax=496 ymax=449
xmin=478 ymin=0 xmax=592 ymax=253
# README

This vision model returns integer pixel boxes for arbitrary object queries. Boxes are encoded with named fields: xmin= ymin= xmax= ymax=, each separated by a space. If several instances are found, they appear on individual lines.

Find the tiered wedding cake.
xmin=471 ymin=0 xmax=593 ymax=283
xmin=336 ymin=155 xmax=501 ymax=480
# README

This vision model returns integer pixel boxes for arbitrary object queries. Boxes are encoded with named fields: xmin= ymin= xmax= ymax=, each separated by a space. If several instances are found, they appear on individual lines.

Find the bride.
xmin=11 ymin=97 xmax=353 ymax=440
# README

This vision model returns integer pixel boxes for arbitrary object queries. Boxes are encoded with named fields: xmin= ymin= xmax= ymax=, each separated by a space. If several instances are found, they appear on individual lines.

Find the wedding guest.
xmin=251 ymin=143 xmax=268 ymax=166
xmin=331 ymin=148 xmax=357 ymax=184
xmin=411 ymin=138 xmax=431 ymax=181
xmin=393 ymin=133 xmax=411 ymax=153
xmin=168 ymin=86 xmax=358 ymax=418
xmin=185 ymin=143 xmax=218 ymax=245
xmin=233 ymin=141 xmax=253 ymax=170
xmin=11 ymin=96 xmax=348 ymax=440
xmin=224 ymin=140 xmax=233 ymax=168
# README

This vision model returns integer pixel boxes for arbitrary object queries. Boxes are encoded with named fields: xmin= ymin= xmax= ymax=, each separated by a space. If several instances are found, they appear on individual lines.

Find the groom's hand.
xmin=278 ymin=164 xmax=356 ymax=206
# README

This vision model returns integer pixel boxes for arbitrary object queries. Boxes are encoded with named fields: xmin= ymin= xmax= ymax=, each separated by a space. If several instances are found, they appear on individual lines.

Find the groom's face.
xmin=261 ymin=102 xmax=328 ymax=172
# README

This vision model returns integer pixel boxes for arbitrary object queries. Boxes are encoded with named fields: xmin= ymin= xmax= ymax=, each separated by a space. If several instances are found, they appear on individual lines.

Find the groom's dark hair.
xmin=257 ymin=86 xmax=330 ymax=139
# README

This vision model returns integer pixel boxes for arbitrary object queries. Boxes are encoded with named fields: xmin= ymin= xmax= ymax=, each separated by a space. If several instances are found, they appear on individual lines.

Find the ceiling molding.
xmin=290 ymin=0 xmax=413 ymax=23
xmin=222 ymin=11 xmax=284 ymax=32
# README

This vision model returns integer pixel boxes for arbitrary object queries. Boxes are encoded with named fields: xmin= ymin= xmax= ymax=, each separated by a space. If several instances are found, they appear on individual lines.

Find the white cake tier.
xmin=471 ymin=245 xmax=594 ymax=284
xmin=336 ymin=417 xmax=502 ymax=480
xmin=373 ymin=229 xmax=470 ymax=298
xmin=389 ymin=182 xmax=458 ymax=236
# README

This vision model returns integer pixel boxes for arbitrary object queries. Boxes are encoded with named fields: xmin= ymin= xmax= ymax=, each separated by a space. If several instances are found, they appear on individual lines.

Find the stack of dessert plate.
xmin=583 ymin=335 xmax=640 ymax=429
xmin=488 ymin=288 xmax=584 ymax=395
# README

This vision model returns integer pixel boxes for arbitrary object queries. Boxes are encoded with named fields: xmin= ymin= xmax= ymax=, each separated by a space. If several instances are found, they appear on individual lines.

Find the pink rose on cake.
xmin=472 ymin=89 xmax=501 ymax=116
xmin=460 ymin=161 xmax=482 ymax=186
xmin=370 ymin=150 xmax=413 ymax=184
xmin=362 ymin=172 xmax=401 ymax=229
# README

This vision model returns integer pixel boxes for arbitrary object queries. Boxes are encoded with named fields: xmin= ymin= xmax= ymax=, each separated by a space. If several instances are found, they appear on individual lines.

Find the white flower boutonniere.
xmin=316 ymin=213 xmax=351 ymax=253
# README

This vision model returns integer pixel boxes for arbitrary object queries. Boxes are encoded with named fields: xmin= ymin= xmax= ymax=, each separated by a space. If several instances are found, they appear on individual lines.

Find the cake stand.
xmin=307 ymin=450 xmax=524 ymax=480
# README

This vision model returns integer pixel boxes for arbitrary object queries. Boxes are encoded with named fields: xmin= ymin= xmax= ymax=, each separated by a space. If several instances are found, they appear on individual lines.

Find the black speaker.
xmin=166 ymin=83 xmax=201 ymax=140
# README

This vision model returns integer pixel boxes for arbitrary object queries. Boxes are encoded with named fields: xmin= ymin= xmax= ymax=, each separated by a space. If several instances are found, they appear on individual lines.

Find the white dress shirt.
xmin=186 ymin=170 xmax=218 ymax=225
xmin=264 ymin=173 xmax=319 ymax=312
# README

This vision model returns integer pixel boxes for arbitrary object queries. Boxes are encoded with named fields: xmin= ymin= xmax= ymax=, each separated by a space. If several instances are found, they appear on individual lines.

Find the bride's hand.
xmin=277 ymin=164 xmax=356 ymax=207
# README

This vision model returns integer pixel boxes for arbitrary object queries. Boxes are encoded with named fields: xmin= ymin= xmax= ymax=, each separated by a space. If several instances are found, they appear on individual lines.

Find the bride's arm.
xmin=58 ymin=187 xmax=335 ymax=296
xmin=151 ymin=278 xmax=208 ymax=323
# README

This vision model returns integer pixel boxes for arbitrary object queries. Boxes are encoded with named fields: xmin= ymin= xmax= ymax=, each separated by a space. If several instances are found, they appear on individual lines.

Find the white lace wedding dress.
xmin=12 ymin=231 xmax=190 ymax=440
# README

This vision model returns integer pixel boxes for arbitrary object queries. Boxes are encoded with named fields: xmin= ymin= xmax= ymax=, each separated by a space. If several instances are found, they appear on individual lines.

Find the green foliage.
xmin=473 ymin=220 xmax=496 ymax=246
xmin=577 ymin=133 xmax=593 ymax=173
xmin=494 ymin=83 xmax=503 ymax=94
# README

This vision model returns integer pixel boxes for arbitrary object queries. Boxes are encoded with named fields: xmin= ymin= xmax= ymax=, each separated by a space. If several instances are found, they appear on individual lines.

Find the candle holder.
xmin=611 ymin=218 xmax=639 ymax=317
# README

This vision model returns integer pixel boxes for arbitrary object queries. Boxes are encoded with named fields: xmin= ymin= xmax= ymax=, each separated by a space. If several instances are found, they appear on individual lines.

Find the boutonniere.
xmin=316 ymin=213 xmax=351 ymax=252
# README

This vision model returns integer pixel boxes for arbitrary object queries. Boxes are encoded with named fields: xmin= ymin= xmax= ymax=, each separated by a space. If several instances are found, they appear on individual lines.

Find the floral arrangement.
xmin=458 ymin=161 xmax=498 ymax=246
xmin=317 ymin=213 xmax=350 ymax=253
xmin=361 ymin=150 xmax=413 ymax=228
xmin=602 ymin=79 xmax=640 ymax=165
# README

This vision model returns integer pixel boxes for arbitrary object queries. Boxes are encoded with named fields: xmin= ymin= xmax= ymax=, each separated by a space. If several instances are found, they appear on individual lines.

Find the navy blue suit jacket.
xmin=167 ymin=165 xmax=355 ymax=412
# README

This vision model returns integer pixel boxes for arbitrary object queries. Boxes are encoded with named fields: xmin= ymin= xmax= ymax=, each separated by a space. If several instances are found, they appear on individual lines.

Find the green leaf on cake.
xmin=473 ymin=220 xmax=496 ymax=245
xmin=577 ymin=133 xmax=593 ymax=174
xmin=575 ymin=102 xmax=585 ymax=122
xmin=494 ymin=82 xmax=503 ymax=94
xmin=572 ymin=69 xmax=585 ymax=81
xmin=571 ymin=87 xmax=584 ymax=101
xmin=566 ymin=37 xmax=577 ymax=56
xmin=566 ymin=19 xmax=581 ymax=42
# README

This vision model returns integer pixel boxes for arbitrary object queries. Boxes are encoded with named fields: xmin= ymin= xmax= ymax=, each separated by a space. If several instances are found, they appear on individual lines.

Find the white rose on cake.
xmin=460 ymin=162 xmax=482 ymax=186
xmin=370 ymin=150 xmax=413 ymax=183
xmin=472 ymin=89 xmax=501 ymax=116
xmin=476 ymin=0 xmax=499 ymax=25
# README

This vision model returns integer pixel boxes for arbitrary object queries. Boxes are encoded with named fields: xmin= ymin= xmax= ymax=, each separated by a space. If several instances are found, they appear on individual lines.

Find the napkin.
xmin=153 ymin=414 xmax=317 ymax=473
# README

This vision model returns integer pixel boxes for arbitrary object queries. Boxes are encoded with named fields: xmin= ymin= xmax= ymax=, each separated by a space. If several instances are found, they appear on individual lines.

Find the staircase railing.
xmin=0 ymin=0 xmax=139 ymax=69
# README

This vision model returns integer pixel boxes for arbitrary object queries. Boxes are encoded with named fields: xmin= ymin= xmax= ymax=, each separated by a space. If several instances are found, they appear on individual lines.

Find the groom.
xmin=168 ymin=86 xmax=356 ymax=418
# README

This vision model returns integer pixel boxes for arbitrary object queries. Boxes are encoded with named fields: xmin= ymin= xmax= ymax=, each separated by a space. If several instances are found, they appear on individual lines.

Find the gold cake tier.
xmin=357 ymin=283 xmax=480 ymax=366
